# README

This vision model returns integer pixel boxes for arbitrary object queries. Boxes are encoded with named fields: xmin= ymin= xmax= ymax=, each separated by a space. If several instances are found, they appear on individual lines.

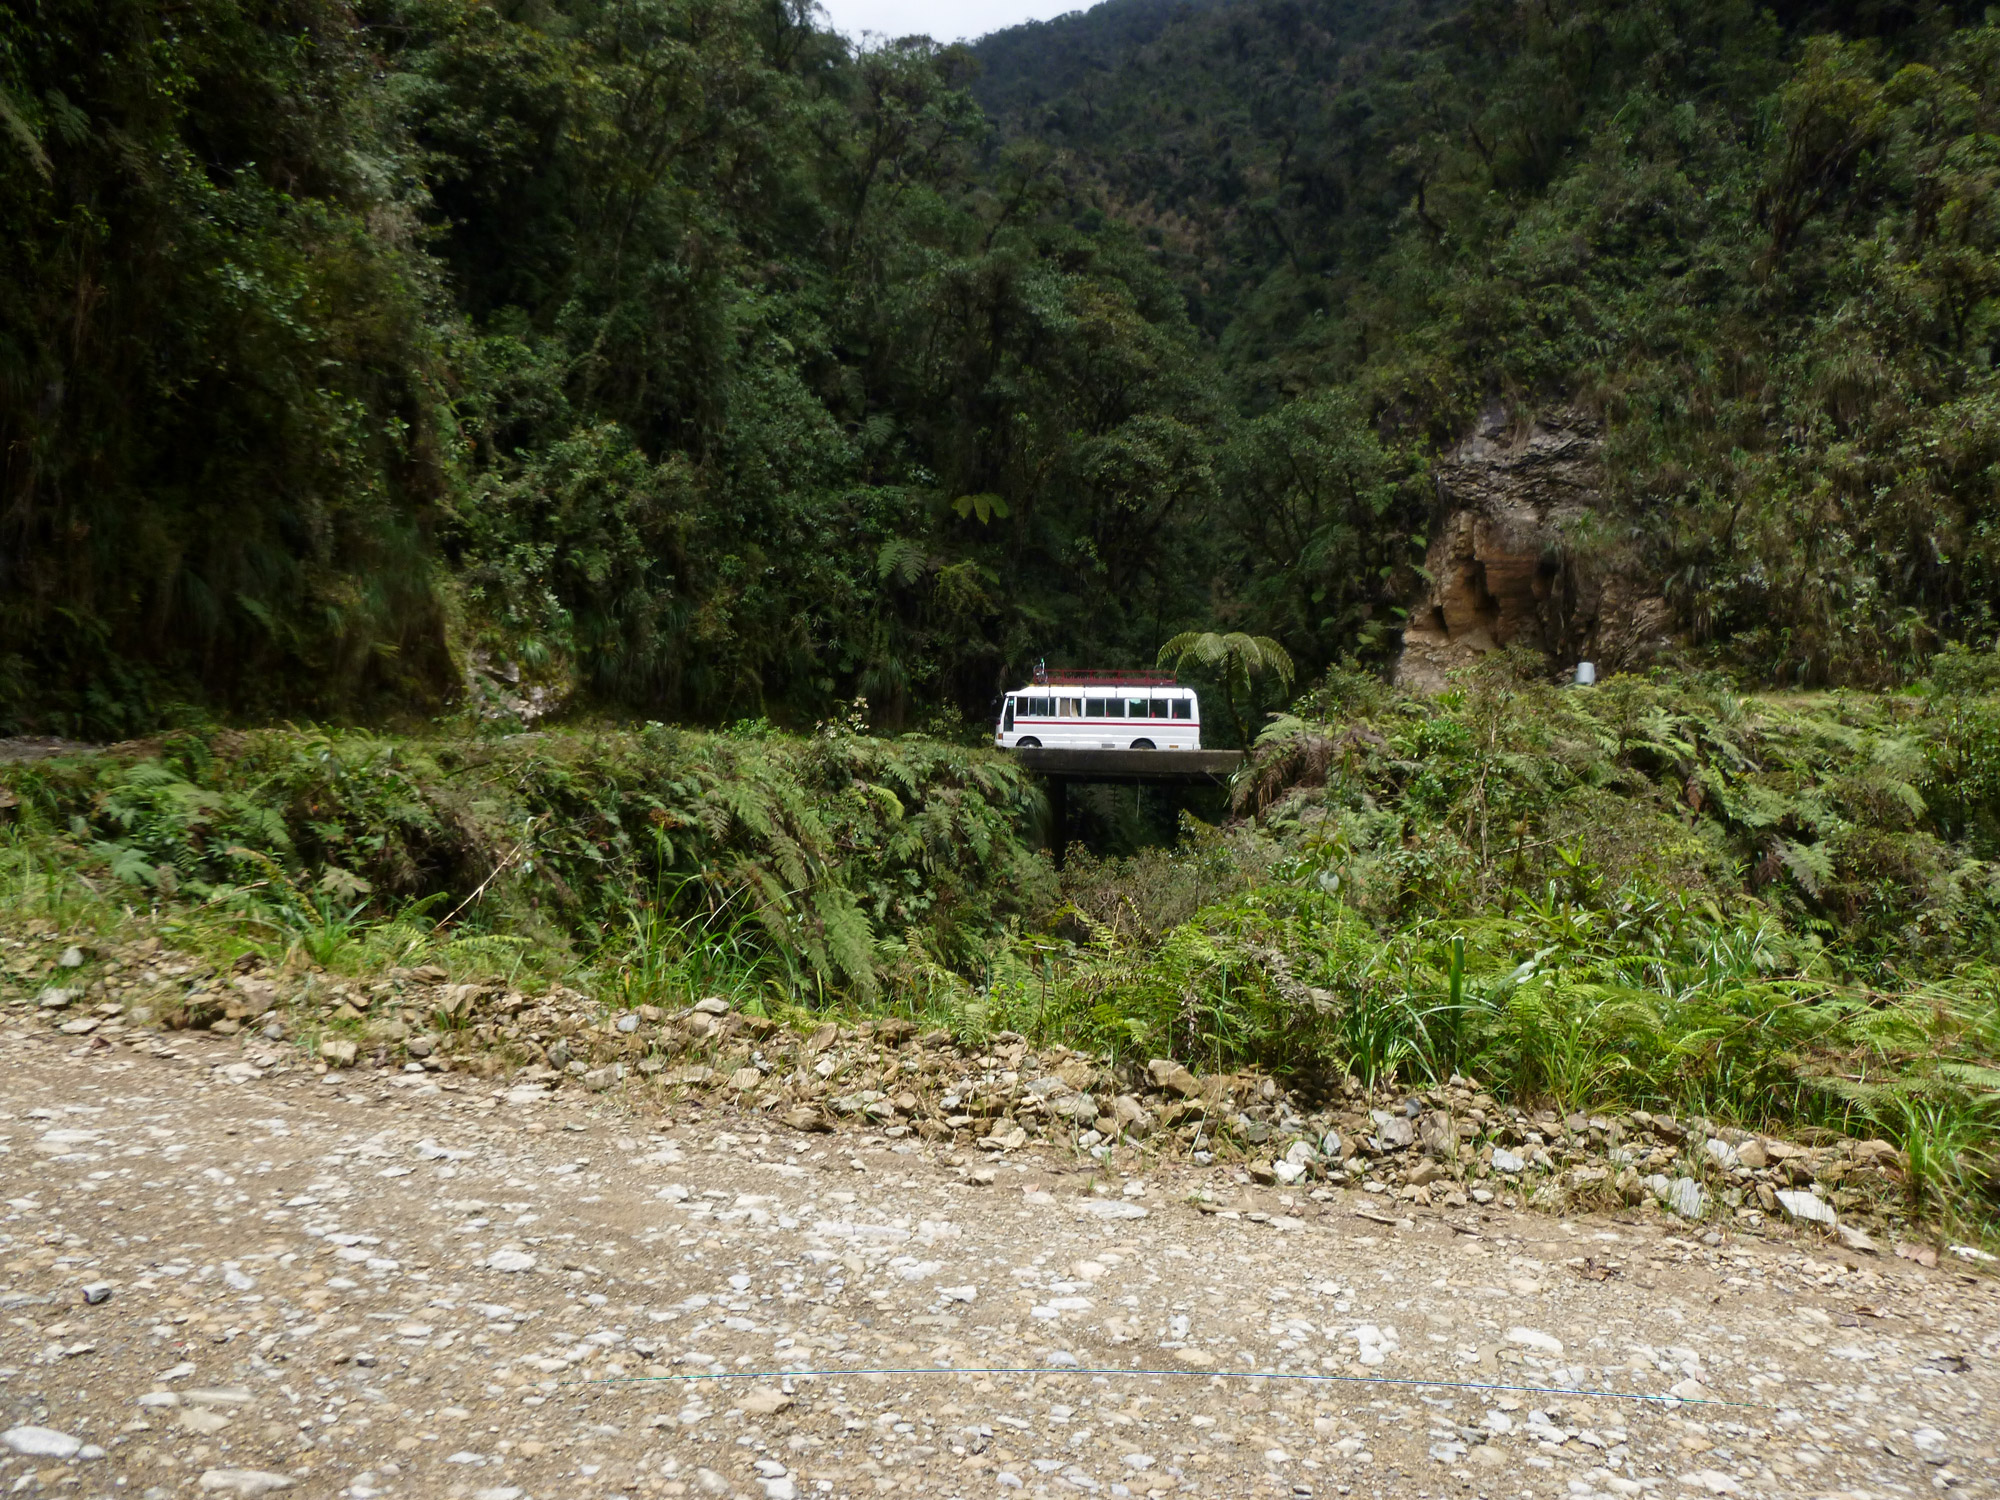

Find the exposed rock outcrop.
xmin=463 ymin=647 xmax=572 ymax=725
xmin=1395 ymin=403 xmax=1675 ymax=692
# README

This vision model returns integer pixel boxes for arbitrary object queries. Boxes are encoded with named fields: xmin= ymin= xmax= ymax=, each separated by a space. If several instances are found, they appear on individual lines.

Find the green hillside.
xmin=975 ymin=0 xmax=2000 ymax=685
xmin=6 ymin=0 xmax=2000 ymax=734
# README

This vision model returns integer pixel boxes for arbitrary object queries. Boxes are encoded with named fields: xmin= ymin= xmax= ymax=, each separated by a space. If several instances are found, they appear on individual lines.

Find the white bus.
xmin=994 ymin=670 xmax=1202 ymax=750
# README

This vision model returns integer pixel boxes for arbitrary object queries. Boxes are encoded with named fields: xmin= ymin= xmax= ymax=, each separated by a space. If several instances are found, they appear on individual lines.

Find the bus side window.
xmin=1085 ymin=699 xmax=1106 ymax=717
xmin=1106 ymin=699 xmax=1124 ymax=717
xmin=1004 ymin=701 xmax=1015 ymax=730
xmin=1060 ymin=697 xmax=1081 ymax=717
xmin=1150 ymin=699 xmax=1169 ymax=718
xmin=1127 ymin=698 xmax=1146 ymax=718
xmin=1172 ymin=699 xmax=1190 ymax=719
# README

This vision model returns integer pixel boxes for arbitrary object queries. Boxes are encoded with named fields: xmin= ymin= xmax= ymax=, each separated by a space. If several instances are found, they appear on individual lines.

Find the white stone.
xmin=1665 ymin=1177 xmax=1707 ymax=1219
xmin=184 ymin=1388 xmax=253 ymax=1407
xmin=35 ymin=1128 xmax=99 ymax=1151
xmin=485 ymin=1249 xmax=536 ymax=1273
xmin=197 ymin=1471 xmax=296 ymax=1496
xmin=1350 ymin=1323 xmax=1398 ymax=1365
xmin=1490 ymin=1148 xmax=1525 ymax=1174
xmin=1775 ymin=1190 xmax=1835 ymax=1228
xmin=2 ymin=1426 xmax=82 ymax=1458
xmin=1677 ymin=1470 xmax=1741 ymax=1494
xmin=1071 ymin=1198 xmax=1147 ymax=1220
xmin=1507 ymin=1327 xmax=1563 ymax=1355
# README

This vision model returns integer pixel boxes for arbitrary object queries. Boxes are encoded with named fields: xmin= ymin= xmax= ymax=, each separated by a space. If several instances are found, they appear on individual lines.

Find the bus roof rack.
xmin=1031 ymin=667 xmax=1179 ymax=687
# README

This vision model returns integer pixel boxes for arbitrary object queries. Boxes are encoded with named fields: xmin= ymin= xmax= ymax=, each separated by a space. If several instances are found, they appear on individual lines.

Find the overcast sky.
xmin=815 ymin=0 xmax=1085 ymax=45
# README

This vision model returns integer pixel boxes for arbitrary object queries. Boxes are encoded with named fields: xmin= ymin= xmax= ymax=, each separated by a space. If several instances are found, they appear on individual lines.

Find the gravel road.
xmin=2 ymin=1021 xmax=1995 ymax=1500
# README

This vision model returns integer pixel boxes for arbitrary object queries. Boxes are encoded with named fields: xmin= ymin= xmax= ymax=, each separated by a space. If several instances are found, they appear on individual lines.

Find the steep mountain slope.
xmin=976 ymin=0 xmax=2000 ymax=684
xmin=4 ymin=0 xmax=1999 ymax=736
xmin=973 ymin=0 xmax=1452 ymax=341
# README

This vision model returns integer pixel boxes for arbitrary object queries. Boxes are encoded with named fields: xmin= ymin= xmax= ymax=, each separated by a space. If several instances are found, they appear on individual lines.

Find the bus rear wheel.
xmin=1129 ymin=738 xmax=1155 ymax=750
xmin=1015 ymin=737 xmax=1041 ymax=748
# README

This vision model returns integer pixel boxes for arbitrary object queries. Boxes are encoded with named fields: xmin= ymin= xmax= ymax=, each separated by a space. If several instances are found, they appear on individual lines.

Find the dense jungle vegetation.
xmin=6 ymin=0 xmax=2000 ymax=732
xmin=5 ymin=656 xmax=2000 ymax=1228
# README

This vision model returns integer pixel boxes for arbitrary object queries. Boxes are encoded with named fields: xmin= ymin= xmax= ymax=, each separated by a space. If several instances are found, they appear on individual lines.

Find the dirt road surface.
xmin=2 ymin=1022 xmax=1995 ymax=1500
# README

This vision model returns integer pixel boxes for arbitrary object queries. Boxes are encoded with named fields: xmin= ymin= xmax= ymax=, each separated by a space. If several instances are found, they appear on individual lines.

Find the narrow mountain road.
xmin=1 ymin=1021 xmax=1994 ymax=1500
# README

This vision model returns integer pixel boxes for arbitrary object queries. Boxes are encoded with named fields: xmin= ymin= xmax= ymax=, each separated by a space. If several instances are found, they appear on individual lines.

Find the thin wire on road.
xmin=568 ymin=1365 xmax=1763 ymax=1408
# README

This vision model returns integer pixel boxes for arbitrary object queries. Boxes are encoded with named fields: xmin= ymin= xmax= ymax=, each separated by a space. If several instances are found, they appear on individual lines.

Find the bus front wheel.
xmin=1129 ymin=738 xmax=1155 ymax=750
xmin=1016 ymin=737 xmax=1041 ymax=748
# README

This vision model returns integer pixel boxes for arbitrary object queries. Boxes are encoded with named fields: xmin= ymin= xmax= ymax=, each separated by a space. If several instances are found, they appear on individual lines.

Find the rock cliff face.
xmin=1395 ymin=403 xmax=1675 ymax=692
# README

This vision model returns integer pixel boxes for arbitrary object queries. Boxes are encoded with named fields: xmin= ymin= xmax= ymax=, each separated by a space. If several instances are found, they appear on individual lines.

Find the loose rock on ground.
xmin=1 ymin=1012 xmax=1996 ymax=1499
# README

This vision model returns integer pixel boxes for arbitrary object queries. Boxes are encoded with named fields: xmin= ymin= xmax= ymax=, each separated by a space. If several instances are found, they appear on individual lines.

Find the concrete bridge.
xmin=1011 ymin=748 xmax=1242 ymax=862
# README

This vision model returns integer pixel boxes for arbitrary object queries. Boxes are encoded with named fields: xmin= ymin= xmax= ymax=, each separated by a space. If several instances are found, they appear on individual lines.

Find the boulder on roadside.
xmin=1775 ymin=1189 xmax=1836 ymax=1228
xmin=1111 ymin=1095 xmax=1154 ymax=1135
xmin=1664 ymin=1177 xmax=1707 ymax=1220
xmin=1146 ymin=1058 xmax=1200 ymax=1097
xmin=1418 ymin=1111 xmax=1455 ymax=1156
xmin=1375 ymin=1115 xmax=1416 ymax=1151
xmin=1837 ymin=1223 xmax=1880 ymax=1254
